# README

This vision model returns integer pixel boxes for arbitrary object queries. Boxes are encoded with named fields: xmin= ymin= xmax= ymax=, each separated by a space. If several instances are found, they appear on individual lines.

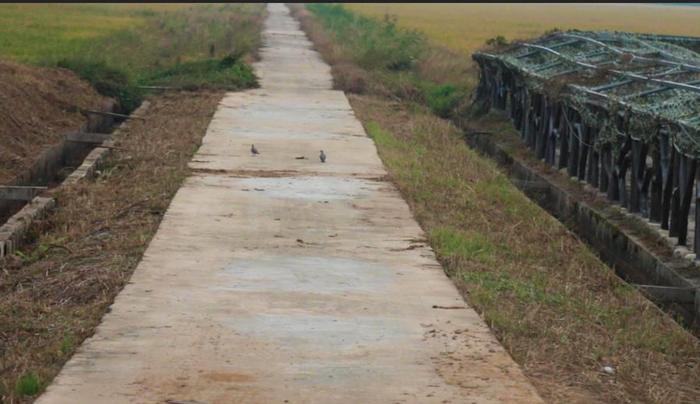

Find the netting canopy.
xmin=474 ymin=31 xmax=700 ymax=157
xmin=472 ymin=31 xmax=700 ymax=254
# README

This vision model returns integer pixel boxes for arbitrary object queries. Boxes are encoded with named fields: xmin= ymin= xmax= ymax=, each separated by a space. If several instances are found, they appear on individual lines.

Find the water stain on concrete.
xmin=236 ymin=176 xmax=374 ymax=201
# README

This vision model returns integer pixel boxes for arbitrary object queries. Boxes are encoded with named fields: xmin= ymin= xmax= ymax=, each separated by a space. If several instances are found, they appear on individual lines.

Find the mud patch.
xmin=202 ymin=372 xmax=254 ymax=383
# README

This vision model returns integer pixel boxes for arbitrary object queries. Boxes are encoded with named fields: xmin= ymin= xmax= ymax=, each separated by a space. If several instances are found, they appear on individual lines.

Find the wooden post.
xmin=568 ymin=118 xmax=581 ymax=178
xmin=661 ymin=135 xmax=674 ymax=230
xmin=578 ymin=125 xmax=590 ymax=182
xmin=599 ymin=144 xmax=610 ymax=193
xmin=669 ymin=150 xmax=681 ymax=237
xmin=586 ymin=128 xmax=599 ymax=188
xmin=557 ymin=106 xmax=569 ymax=170
xmin=535 ymin=97 xmax=549 ymax=160
xmin=676 ymin=155 xmax=696 ymax=245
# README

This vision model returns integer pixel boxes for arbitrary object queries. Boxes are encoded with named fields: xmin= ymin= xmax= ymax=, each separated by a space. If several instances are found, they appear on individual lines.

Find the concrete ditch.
xmin=0 ymin=100 xmax=150 ymax=258
xmin=465 ymin=131 xmax=700 ymax=329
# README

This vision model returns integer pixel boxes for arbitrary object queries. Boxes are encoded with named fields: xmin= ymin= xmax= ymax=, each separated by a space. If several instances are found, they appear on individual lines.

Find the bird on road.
xmin=319 ymin=150 xmax=326 ymax=163
xmin=251 ymin=144 xmax=259 ymax=155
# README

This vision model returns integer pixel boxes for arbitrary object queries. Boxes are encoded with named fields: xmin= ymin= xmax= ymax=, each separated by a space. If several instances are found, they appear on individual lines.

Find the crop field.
xmin=0 ymin=3 xmax=260 ymax=64
xmin=0 ymin=3 xmax=265 ymax=111
xmin=347 ymin=3 xmax=700 ymax=54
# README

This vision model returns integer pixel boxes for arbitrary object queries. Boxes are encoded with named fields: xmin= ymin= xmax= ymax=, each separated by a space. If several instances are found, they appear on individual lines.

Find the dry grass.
xmin=293 ymin=4 xmax=700 ymax=403
xmin=347 ymin=3 xmax=700 ymax=55
xmin=0 ymin=91 xmax=223 ymax=403
xmin=0 ymin=61 xmax=109 ymax=185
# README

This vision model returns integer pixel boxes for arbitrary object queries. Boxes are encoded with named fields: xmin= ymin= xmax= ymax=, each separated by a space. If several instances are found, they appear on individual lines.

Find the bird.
xmin=319 ymin=150 xmax=326 ymax=163
xmin=251 ymin=144 xmax=259 ymax=155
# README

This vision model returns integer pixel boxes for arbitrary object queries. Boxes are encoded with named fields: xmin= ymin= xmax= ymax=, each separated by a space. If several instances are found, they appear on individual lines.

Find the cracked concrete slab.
xmin=37 ymin=3 xmax=542 ymax=403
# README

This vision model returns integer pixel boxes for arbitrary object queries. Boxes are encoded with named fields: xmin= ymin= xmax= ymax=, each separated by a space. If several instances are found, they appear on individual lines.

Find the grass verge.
xmin=296 ymin=4 xmax=474 ymax=119
xmin=0 ymin=91 xmax=224 ymax=403
xmin=292 ymin=4 xmax=700 ymax=403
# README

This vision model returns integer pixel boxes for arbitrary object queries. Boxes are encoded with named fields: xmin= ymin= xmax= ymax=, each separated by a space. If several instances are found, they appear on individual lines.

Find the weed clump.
xmin=56 ymin=58 xmax=142 ymax=113
xmin=15 ymin=372 xmax=41 ymax=396
xmin=424 ymin=84 xmax=463 ymax=118
xmin=145 ymin=56 xmax=257 ymax=90
xmin=485 ymin=35 xmax=508 ymax=47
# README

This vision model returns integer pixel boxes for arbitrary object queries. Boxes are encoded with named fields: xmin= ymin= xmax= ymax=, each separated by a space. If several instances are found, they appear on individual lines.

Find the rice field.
xmin=0 ymin=3 xmax=265 ymax=111
xmin=346 ymin=3 xmax=700 ymax=54
xmin=0 ymin=4 xmax=188 ymax=63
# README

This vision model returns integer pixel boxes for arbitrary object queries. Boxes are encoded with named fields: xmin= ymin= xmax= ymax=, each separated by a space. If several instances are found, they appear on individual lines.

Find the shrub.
xmin=485 ymin=35 xmax=508 ymax=47
xmin=331 ymin=62 xmax=369 ymax=93
xmin=144 ymin=56 xmax=257 ymax=90
xmin=56 ymin=58 xmax=142 ymax=113
xmin=425 ymin=84 xmax=463 ymax=118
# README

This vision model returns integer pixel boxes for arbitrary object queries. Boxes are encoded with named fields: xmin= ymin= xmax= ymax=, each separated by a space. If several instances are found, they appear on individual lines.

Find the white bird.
xmin=251 ymin=144 xmax=259 ymax=155
xmin=319 ymin=150 xmax=326 ymax=163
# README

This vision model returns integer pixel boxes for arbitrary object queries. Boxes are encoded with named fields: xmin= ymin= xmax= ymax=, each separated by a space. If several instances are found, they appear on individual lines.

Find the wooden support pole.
xmin=694 ymin=168 xmax=700 ymax=253
xmin=630 ymin=139 xmax=645 ymax=213
xmin=599 ymin=145 xmax=610 ymax=193
xmin=661 ymin=137 xmax=675 ymax=230
xmin=557 ymin=107 xmax=569 ymax=170
xmin=621 ymin=136 xmax=633 ymax=205
xmin=578 ymin=124 xmax=590 ymax=182
xmin=676 ymin=156 xmax=696 ymax=245
xmin=587 ymin=128 xmax=599 ymax=188
xmin=535 ymin=97 xmax=549 ymax=160
xmin=669 ymin=152 xmax=682 ymax=237
xmin=649 ymin=142 xmax=663 ymax=222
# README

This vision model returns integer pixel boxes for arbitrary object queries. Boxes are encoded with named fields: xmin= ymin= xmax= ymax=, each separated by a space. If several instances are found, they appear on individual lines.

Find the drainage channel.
xmin=465 ymin=131 xmax=700 ymax=332
xmin=0 ymin=101 xmax=147 ymax=257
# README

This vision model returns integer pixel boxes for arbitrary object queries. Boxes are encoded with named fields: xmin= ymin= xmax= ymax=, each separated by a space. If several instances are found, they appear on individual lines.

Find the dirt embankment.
xmin=0 ymin=61 xmax=110 ymax=185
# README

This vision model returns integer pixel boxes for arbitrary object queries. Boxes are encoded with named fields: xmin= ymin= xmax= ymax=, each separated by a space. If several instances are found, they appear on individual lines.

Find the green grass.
xmin=0 ymin=4 xmax=264 ymax=111
xmin=306 ymin=3 xmax=426 ymax=71
xmin=14 ymin=373 xmax=41 ymax=397
xmin=59 ymin=335 xmax=75 ymax=356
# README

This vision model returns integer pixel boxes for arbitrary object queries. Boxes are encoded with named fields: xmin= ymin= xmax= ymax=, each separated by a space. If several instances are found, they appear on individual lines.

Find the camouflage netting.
xmin=474 ymin=30 xmax=700 ymax=157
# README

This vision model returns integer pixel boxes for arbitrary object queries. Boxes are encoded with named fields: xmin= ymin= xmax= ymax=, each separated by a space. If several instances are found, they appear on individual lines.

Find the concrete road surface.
xmin=37 ymin=4 xmax=542 ymax=403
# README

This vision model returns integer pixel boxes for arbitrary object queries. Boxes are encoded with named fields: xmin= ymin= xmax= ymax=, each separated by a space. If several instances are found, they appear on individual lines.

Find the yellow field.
xmin=0 ymin=3 xmax=189 ymax=62
xmin=346 ymin=3 xmax=700 ymax=54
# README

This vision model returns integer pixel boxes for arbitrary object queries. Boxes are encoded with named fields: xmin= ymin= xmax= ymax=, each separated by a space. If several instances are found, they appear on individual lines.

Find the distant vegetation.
xmin=304 ymin=4 xmax=469 ymax=119
xmin=0 ymin=4 xmax=265 ymax=112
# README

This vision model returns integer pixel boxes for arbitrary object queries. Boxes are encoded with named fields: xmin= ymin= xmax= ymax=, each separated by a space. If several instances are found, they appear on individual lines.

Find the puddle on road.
xmin=237 ymin=176 xmax=374 ymax=201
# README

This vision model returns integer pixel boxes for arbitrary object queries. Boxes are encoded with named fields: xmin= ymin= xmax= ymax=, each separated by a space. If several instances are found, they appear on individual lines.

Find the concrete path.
xmin=38 ymin=4 xmax=542 ymax=403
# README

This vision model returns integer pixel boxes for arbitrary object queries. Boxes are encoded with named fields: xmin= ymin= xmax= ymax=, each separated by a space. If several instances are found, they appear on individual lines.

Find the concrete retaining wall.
xmin=0 ymin=100 xmax=150 ymax=259
xmin=0 ymin=99 xmax=117 ymax=223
